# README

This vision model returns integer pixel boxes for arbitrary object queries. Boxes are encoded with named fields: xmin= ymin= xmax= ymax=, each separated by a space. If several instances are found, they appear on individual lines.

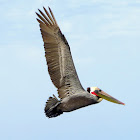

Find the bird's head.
xmin=87 ymin=87 xmax=125 ymax=105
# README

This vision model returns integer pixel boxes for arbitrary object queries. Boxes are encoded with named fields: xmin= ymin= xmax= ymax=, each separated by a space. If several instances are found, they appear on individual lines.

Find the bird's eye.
xmin=87 ymin=87 xmax=90 ymax=93
xmin=99 ymin=89 xmax=102 ymax=92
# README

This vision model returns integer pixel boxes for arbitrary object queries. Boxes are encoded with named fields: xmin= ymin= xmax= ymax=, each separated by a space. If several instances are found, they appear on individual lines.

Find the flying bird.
xmin=36 ymin=7 xmax=125 ymax=118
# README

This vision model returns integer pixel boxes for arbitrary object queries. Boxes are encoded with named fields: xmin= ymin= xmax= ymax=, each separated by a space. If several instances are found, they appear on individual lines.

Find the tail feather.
xmin=44 ymin=94 xmax=63 ymax=118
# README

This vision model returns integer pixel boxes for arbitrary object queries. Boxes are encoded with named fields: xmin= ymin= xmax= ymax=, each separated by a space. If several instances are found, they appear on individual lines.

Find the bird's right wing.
xmin=36 ymin=7 xmax=85 ymax=99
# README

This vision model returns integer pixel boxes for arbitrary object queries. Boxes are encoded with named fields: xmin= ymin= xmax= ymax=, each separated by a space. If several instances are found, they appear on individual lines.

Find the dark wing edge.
xmin=36 ymin=7 xmax=85 ymax=99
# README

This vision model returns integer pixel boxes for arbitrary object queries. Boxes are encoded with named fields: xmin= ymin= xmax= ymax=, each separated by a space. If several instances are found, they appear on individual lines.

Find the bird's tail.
xmin=44 ymin=94 xmax=63 ymax=118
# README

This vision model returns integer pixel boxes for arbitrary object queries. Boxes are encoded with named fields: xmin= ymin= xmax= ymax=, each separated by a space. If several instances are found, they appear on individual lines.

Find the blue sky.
xmin=0 ymin=0 xmax=140 ymax=140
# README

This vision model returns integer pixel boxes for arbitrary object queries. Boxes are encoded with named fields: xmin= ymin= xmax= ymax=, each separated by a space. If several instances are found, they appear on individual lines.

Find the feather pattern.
xmin=36 ymin=7 xmax=85 ymax=99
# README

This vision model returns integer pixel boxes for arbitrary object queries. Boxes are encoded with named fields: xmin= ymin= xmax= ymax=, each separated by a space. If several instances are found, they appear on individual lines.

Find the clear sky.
xmin=0 ymin=0 xmax=140 ymax=140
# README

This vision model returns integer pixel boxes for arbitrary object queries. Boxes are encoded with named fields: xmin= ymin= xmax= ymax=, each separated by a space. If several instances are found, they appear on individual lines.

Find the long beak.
xmin=96 ymin=91 xmax=125 ymax=105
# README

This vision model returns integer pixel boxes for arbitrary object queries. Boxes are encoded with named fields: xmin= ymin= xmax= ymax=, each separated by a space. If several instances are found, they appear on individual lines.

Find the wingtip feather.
xmin=43 ymin=6 xmax=55 ymax=25
xmin=48 ymin=7 xmax=58 ymax=26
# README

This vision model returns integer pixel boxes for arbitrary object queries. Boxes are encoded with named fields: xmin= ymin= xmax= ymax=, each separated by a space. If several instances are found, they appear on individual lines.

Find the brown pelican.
xmin=36 ymin=7 xmax=125 ymax=118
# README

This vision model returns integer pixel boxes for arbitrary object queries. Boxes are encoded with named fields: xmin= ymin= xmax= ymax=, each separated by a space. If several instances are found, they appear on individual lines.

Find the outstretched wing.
xmin=36 ymin=7 xmax=85 ymax=99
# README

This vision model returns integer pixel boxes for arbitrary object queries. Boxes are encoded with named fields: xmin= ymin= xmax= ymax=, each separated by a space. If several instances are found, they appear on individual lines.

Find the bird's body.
xmin=45 ymin=92 xmax=102 ymax=118
xmin=58 ymin=92 xmax=102 ymax=112
xmin=36 ymin=7 xmax=125 ymax=118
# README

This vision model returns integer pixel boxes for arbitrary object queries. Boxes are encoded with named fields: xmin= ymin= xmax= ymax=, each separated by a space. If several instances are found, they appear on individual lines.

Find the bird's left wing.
xmin=36 ymin=7 xmax=85 ymax=99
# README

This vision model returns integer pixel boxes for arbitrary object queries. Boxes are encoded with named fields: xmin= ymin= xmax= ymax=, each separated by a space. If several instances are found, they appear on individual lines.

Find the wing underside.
xmin=36 ymin=7 xmax=85 ymax=99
